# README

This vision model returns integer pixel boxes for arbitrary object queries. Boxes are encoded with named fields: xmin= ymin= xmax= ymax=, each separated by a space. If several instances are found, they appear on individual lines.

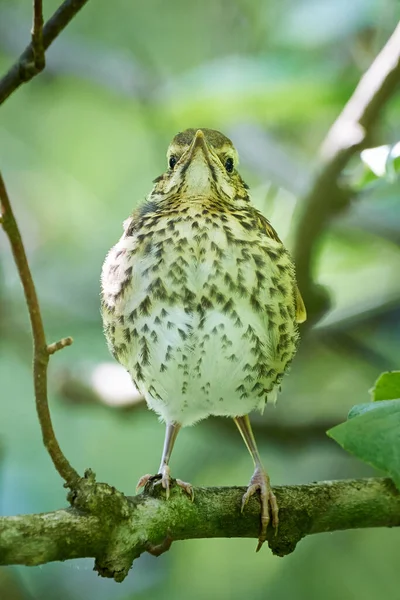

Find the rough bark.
xmin=0 ymin=475 xmax=399 ymax=582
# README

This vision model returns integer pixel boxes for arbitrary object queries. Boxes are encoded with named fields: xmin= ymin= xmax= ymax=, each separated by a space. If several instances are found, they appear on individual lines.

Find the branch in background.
xmin=0 ymin=477 xmax=398 ymax=582
xmin=31 ymin=0 xmax=45 ymax=71
xmin=0 ymin=0 xmax=91 ymax=105
xmin=294 ymin=21 xmax=400 ymax=319
xmin=0 ymin=173 xmax=79 ymax=486
xmin=0 ymin=6 xmax=151 ymax=100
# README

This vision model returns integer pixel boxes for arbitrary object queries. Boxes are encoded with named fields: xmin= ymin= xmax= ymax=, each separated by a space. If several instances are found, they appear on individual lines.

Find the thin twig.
xmin=293 ymin=21 xmax=400 ymax=318
xmin=47 ymin=336 xmax=74 ymax=355
xmin=0 ymin=172 xmax=79 ymax=486
xmin=31 ymin=0 xmax=45 ymax=71
xmin=0 ymin=0 xmax=91 ymax=105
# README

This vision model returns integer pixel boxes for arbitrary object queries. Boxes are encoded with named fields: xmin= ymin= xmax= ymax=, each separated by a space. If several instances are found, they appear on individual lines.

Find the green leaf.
xmin=348 ymin=402 xmax=379 ymax=419
xmin=371 ymin=371 xmax=400 ymax=402
xmin=347 ymin=399 xmax=400 ymax=419
xmin=328 ymin=400 xmax=400 ymax=490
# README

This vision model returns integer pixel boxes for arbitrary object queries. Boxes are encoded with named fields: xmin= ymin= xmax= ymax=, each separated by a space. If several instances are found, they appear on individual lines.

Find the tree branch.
xmin=0 ymin=173 xmax=79 ymax=486
xmin=47 ymin=336 xmax=74 ymax=355
xmin=0 ymin=0 xmax=91 ymax=105
xmin=293 ymin=21 xmax=400 ymax=319
xmin=0 ymin=477 xmax=398 ymax=582
xmin=31 ymin=0 xmax=45 ymax=71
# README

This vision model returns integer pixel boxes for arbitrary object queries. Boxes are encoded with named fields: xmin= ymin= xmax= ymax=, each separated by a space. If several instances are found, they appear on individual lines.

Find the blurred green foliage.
xmin=0 ymin=0 xmax=400 ymax=599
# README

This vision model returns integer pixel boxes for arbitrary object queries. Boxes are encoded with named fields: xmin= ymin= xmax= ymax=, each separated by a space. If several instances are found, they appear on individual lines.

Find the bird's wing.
xmin=255 ymin=212 xmax=281 ymax=243
xmin=256 ymin=212 xmax=307 ymax=324
xmin=294 ymin=285 xmax=307 ymax=323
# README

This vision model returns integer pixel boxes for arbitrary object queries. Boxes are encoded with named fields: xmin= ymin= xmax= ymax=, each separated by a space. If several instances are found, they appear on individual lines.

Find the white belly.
xmin=101 ymin=207 xmax=298 ymax=426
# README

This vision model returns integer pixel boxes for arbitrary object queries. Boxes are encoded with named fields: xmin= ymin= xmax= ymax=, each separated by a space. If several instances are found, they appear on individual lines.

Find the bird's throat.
xmin=182 ymin=155 xmax=214 ymax=197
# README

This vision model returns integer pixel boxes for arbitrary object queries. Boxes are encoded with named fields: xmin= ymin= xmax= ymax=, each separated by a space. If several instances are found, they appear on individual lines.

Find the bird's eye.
xmin=225 ymin=157 xmax=234 ymax=173
xmin=169 ymin=155 xmax=177 ymax=169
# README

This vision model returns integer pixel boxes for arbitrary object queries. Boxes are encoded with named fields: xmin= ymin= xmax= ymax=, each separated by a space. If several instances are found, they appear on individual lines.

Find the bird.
xmin=101 ymin=128 xmax=306 ymax=550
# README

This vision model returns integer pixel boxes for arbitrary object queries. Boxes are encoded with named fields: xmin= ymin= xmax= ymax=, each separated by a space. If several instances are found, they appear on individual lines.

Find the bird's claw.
xmin=136 ymin=465 xmax=194 ymax=501
xmin=175 ymin=478 xmax=195 ymax=501
xmin=241 ymin=466 xmax=279 ymax=551
xmin=136 ymin=473 xmax=153 ymax=492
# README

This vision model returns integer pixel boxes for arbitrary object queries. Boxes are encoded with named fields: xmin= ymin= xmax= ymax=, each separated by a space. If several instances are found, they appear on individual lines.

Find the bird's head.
xmin=151 ymin=128 xmax=249 ymax=205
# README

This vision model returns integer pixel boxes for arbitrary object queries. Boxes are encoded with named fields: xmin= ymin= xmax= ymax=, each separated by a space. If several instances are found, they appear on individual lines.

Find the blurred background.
xmin=1 ymin=0 xmax=400 ymax=598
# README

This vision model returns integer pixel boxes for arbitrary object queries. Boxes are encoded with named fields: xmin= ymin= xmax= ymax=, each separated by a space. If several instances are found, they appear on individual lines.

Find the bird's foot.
xmin=241 ymin=465 xmax=279 ymax=552
xmin=136 ymin=464 xmax=194 ymax=501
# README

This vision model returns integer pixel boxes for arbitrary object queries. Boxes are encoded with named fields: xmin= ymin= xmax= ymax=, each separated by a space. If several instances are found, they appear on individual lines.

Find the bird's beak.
xmin=187 ymin=129 xmax=211 ymax=163
xmin=174 ymin=129 xmax=217 ymax=198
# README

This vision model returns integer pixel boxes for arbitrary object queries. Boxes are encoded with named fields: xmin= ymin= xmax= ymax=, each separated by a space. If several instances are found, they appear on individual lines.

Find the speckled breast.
xmin=101 ymin=200 xmax=299 ymax=426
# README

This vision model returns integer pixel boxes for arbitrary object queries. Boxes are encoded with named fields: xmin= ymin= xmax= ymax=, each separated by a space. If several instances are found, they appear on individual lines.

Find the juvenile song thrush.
xmin=101 ymin=128 xmax=306 ymax=550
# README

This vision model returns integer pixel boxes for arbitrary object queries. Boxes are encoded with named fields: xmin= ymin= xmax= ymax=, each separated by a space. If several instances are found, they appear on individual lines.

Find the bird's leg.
xmin=234 ymin=414 xmax=279 ymax=551
xmin=136 ymin=422 xmax=194 ymax=500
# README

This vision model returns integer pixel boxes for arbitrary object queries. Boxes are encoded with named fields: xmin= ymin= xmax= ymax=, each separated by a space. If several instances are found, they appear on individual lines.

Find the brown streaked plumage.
xmin=101 ymin=128 xmax=306 ymax=550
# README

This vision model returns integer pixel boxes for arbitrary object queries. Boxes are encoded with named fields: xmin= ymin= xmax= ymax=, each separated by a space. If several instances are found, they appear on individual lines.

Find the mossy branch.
xmin=0 ymin=476 xmax=399 ymax=582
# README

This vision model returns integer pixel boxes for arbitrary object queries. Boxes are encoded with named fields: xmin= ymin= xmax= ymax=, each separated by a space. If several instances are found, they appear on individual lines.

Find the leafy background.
xmin=0 ymin=0 xmax=399 ymax=598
